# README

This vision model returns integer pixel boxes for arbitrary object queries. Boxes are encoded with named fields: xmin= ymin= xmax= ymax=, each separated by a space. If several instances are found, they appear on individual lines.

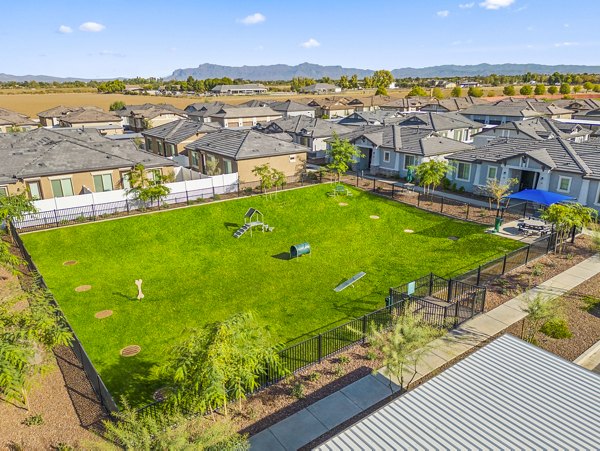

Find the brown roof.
xmin=0 ymin=107 xmax=37 ymax=127
xmin=59 ymin=109 xmax=121 ymax=124
xmin=37 ymin=105 xmax=102 ymax=118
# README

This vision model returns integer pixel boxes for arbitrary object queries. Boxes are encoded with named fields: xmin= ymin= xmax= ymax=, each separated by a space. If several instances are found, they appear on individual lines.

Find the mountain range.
xmin=3 ymin=63 xmax=600 ymax=82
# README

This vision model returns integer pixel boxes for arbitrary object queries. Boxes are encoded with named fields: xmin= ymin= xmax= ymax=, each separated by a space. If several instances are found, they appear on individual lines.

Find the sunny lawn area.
xmin=22 ymin=184 xmax=521 ymax=404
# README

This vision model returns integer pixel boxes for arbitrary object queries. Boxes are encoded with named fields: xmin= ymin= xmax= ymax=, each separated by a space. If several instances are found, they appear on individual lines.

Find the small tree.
xmin=450 ymin=86 xmax=462 ymax=97
xmin=485 ymin=178 xmax=518 ymax=211
xmin=252 ymin=164 xmax=275 ymax=194
xmin=548 ymin=86 xmax=558 ymax=95
xmin=109 ymin=100 xmax=126 ymax=111
xmin=559 ymin=83 xmax=571 ymax=95
xmin=375 ymin=86 xmax=388 ymax=96
xmin=583 ymin=81 xmax=594 ymax=92
xmin=372 ymin=70 xmax=394 ymax=92
xmin=521 ymin=294 xmax=558 ymax=344
xmin=370 ymin=314 xmax=445 ymax=392
xmin=160 ymin=312 xmax=283 ymax=416
xmin=411 ymin=160 xmax=452 ymax=194
xmin=468 ymin=87 xmax=484 ymax=97
xmin=540 ymin=202 xmax=597 ymax=253
xmin=126 ymin=164 xmax=173 ymax=208
xmin=432 ymin=87 xmax=444 ymax=99
xmin=0 ymin=193 xmax=37 ymax=241
xmin=326 ymin=134 xmax=363 ymax=182
xmin=519 ymin=85 xmax=533 ymax=95
xmin=503 ymin=85 xmax=516 ymax=96
xmin=406 ymin=86 xmax=427 ymax=97
xmin=534 ymin=84 xmax=546 ymax=95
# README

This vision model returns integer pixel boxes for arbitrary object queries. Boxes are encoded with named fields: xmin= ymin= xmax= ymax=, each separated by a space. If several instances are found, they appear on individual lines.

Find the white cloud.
xmin=79 ymin=22 xmax=106 ymax=32
xmin=564 ymin=23 xmax=570 ymax=28
xmin=300 ymin=38 xmax=320 ymax=49
xmin=554 ymin=41 xmax=579 ymax=47
xmin=437 ymin=10 xmax=450 ymax=17
xmin=238 ymin=13 xmax=266 ymax=25
xmin=58 ymin=25 xmax=72 ymax=34
xmin=459 ymin=2 xmax=475 ymax=8
xmin=479 ymin=0 xmax=515 ymax=9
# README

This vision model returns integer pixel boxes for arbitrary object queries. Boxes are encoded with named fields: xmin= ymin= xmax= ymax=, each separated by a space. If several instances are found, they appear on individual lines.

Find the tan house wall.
xmin=146 ymin=134 xmax=207 ymax=157
xmin=149 ymin=114 xmax=186 ymax=128
xmin=236 ymin=153 xmax=306 ymax=182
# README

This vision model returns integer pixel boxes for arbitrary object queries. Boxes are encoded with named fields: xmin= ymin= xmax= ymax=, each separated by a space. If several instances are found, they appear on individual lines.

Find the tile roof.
xmin=59 ymin=109 xmax=121 ymax=124
xmin=475 ymin=117 xmax=591 ymax=141
xmin=209 ymin=106 xmax=280 ymax=118
xmin=116 ymin=103 xmax=187 ymax=119
xmin=493 ymin=98 xmax=572 ymax=116
xmin=397 ymin=112 xmax=482 ymax=131
xmin=0 ymin=128 xmax=174 ymax=185
xmin=337 ymin=110 xmax=405 ymax=126
xmin=0 ymin=108 xmax=37 ymax=127
xmin=185 ymin=128 xmax=307 ymax=160
xmin=261 ymin=116 xmax=349 ymax=138
xmin=268 ymin=100 xmax=316 ymax=113
xmin=37 ymin=105 xmax=103 ymax=118
xmin=459 ymin=103 xmax=545 ymax=118
xmin=141 ymin=119 xmax=220 ymax=144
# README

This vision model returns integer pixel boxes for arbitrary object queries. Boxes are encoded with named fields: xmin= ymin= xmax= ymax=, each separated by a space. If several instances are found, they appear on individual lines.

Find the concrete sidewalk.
xmin=250 ymin=253 xmax=600 ymax=451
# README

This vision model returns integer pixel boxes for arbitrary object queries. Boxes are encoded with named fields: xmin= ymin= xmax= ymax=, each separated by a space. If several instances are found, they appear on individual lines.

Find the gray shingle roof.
xmin=185 ymin=128 xmax=307 ymax=160
xmin=317 ymin=334 xmax=600 ymax=450
xmin=0 ymin=128 xmax=174 ymax=185
xmin=261 ymin=116 xmax=349 ymax=138
xmin=209 ymin=106 xmax=280 ymax=119
xmin=141 ymin=119 xmax=220 ymax=144
xmin=449 ymin=136 xmax=600 ymax=178
xmin=59 ymin=109 xmax=121 ymax=124
xmin=337 ymin=125 xmax=474 ymax=156
xmin=0 ymin=108 xmax=37 ymax=127
xmin=493 ymin=98 xmax=572 ymax=116
xmin=337 ymin=111 xmax=404 ymax=126
xmin=460 ymin=103 xmax=544 ymax=118
xmin=397 ymin=112 xmax=482 ymax=131
xmin=475 ymin=117 xmax=591 ymax=141
xmin=269 ymin=100 xmax=316 ymax=113
xmin=116 ymin=103 xmax=187 ymax=119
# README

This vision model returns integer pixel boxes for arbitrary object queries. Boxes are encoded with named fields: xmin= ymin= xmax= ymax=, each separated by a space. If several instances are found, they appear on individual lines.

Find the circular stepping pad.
xmin=95 ymin=310 xmax=113 ymax=319
xmin=120 ymin=345 xmax=141 ymax=357
xmin=370 ymin=215 xmax=380 ymax=219
xmin=338 ymin=202 xmax=348 ymax=207
xmin=63 ymin=260 xmax=78 ymax=266
xmin=75 ymin=285 xmax=92 ymax=292
xmin=448 ymin=236 xmax=459 ymax=241
xmin=404 ymin=229 xmax=414 ymax=233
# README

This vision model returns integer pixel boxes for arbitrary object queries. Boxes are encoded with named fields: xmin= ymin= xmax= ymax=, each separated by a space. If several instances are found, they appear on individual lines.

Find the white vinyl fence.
xmin=15 ymin=173 xmax=239 ymax=230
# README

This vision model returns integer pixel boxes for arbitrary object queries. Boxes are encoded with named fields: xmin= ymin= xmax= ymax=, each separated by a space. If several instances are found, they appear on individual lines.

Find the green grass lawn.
xmin=22 ymin=184 xmax=521 ymax=405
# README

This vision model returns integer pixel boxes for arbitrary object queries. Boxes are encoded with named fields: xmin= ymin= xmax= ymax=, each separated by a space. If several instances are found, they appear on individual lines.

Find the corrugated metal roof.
xmin=317 ymin=334 xmax=600 ymax=450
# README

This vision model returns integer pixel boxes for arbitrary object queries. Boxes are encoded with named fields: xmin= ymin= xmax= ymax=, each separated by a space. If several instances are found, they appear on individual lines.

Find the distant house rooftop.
xmin=141 ymin=119 xmax=220 ymax=144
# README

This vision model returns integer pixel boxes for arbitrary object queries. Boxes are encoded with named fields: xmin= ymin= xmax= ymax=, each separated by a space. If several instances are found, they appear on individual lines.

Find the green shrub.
xmin=583 ymin=295 xmax=600 ymax=312
xmin=308 ymin=371 xmax=321 ymax=382
xmin=291 ymin=382 xmax=305 ymax=399
xmin=55 ymin=443 xmax=74 ymax=451
xmin=22 ymin=414 xmax=44 ymax=426
xmin=540 ymin=318 xmax=572 ymax=339
xmin=365 ymin=350 xmax=377 ymax=361
xmin=531 ymin=263 xmax=544 ymax=277
xmin=333 ymin=364 xmax=345 ymax=377
xmin=338 ymin=355 xmax=350 ymax=365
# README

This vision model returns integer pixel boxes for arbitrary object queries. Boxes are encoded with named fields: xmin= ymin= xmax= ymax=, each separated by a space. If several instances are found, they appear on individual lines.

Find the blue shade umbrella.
xmin=504 ymin=189 xmax=575 ymax=206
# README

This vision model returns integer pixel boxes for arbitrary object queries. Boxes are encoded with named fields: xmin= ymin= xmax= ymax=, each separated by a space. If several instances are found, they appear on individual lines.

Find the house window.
xmin=93 ymin=173 xmax=114 ymax=192
xmin=300 ymin=136 xmax=310 ymax=147
xmin=27 ymin=181 xmax=42 ymax=199
xmin=191 ymin=151 xmax=200 ymax=168
xmin=0 ymin=186 xmax=7 ymax=197
xmin=596 ymin=185 xmax=600 ymax=205
xmin=289 ymin=155 xmax=296 ymax=163
xmin=121 ymin=172 xmax=131 ymax=190
xmin=51 ymin=178 xmax=74 ymax=198
xmin=383 ymin=151 xmax=391 ymax=163
xmin=404 ymin=154 xmax=416 ymax=170
xmin=145 ymin=138 xmax=152 ymax=151
xmin=157 ymin=141 xmax=164 ymax=156
xmin=223 ymin=159 xmax=233 ymax=174
xmin=456 ymin=162 xmax=471 ymax=181
xmin=486 ymin=166 xmax=498 ymax=181
xmin=557 ymin=176 xmax=571 ymax=193
xmin=147 ymin=169 xmax=161 ymax=181
xmin=166 ymin=143 xmax=176 ymax=157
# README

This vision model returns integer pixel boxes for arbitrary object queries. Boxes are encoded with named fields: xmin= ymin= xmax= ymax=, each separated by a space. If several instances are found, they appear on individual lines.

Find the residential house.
xmin=184 ymin=101 xmax=231 ymax=123
xmin=57 ymin=108 xmax=123 ymax=135
xmin=38 ymin=105 xmax=104 ymax=127
xmin=552 ymin=98 xmax=600 ymax=114
xmin=472 ymin=117 xmax=592 ymax=147
xmin=346 ymin=95 xmax=391 ymax=112
xmin=210 ymin=84 xmax=268 ymax=95
xmin=379 ymin=97 xmax=433 ymax=112
xmin=334 ymin=125 xmax=474 ymax=177
xmin=307 ymin=98 xmax=355 ymax=118
xmin=256 ymin=115 xmax=349 ymax=159
xmin=141 ymin=119 xmax=220 ymax=159
xmin=446 ymin=136 xmax=600 ymax=210
xmin=459 ymin=81 xmax=480 ymax=88
xmin=337 ymin=110 xmax=405 ymax=127
xmin=394 ymin=112 xmax=483 ymax=143
xmin=459 ymin=103 xmax=544 ymax=126
xmin=0 ymin=128 xmax=175 ymax=199
xmin=116 ymin=103 xmax=188 ymax=131
xmin=208 ymin=106 xmax=282 ymax=128
xmin=570 ymin=108 xmax=600 ymax=131
xmin=316 ymin=335 xmax=600 ymax=450
xmin=420 ymin=96 xmax=489 ymax=113
xmin=184 ymin=128 xmax=306 ymax=181
xmin=300 ymin=83 xmax=341 ymax=94
xmin=0 ymin=107 xmax=38 ymax=133
xmin=493 ymin=98 xmax=572 ymax=119
xmin=268 ymin=100 xmax=316 ymax=118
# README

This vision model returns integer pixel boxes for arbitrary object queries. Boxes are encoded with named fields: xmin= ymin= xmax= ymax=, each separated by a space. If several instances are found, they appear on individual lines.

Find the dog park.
xmin=21 ymin=184 xmax=521 ymax=404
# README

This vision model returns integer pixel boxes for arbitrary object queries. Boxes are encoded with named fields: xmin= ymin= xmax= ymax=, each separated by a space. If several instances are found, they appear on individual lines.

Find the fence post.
xmin=126 ymin=198 xmax=130 ymax=214
xmin=417 ymin=192 xmax=421 ymax=207
xmin=571 ymin=225 xmax=576 ymax=243
xmin=547 ymin=233 xmax=553 ymax=253
xmin=440 ymin=196 xmax=444 ymax=213
xmin=476 ymin=265 xmax=481 ymax=286
xmin=362 ymin=315 xmax=368 ymax=344
xmin=185 ymin=188 xmax=189 ymax=204
xmin=523 ymin=201 xmax=528 ymax=219
xmin=92 ymin=203 xmax=96 ymax=221
xmin=447 ymin=278 xmax=453 ymax=302
xmin=53 ymin=210 xmax=59 ymax=227
xmin=355 ymin=173 xmax=358 ymax=186
xmin=466 ymin=203 xmax=470 ymax=220
xmin=525 ymin=244 xmax=531 ymax=264
xmin=501 ymin=254 xmax=507 ymax=275
xmin=373 ymin=178 xmax=376 ymax=190
xmin=429 ymin=272 xmax=434 ymax=296
xmin=317 ymin=334 xmax=323 ymax=363
xmin=392 ymin=184 xmax=395 ymax=198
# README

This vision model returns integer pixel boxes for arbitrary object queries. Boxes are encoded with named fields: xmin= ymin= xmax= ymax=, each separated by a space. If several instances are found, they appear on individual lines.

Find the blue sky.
xmin=1 ymin=0 xmax=599 ymax=78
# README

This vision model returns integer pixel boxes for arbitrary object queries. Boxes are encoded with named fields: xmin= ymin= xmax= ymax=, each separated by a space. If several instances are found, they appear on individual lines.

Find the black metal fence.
xmin=388 ymin=274 xmax=487 ymax=328
xmin=14 ymin=173 xmax=323 ymax=232
xmin=10 ymin=223 xmax=118 ymax=415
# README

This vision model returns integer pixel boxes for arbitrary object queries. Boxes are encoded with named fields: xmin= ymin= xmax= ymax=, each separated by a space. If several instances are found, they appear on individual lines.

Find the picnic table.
xmin=517 ymin=218 xmax=551 ymax=236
